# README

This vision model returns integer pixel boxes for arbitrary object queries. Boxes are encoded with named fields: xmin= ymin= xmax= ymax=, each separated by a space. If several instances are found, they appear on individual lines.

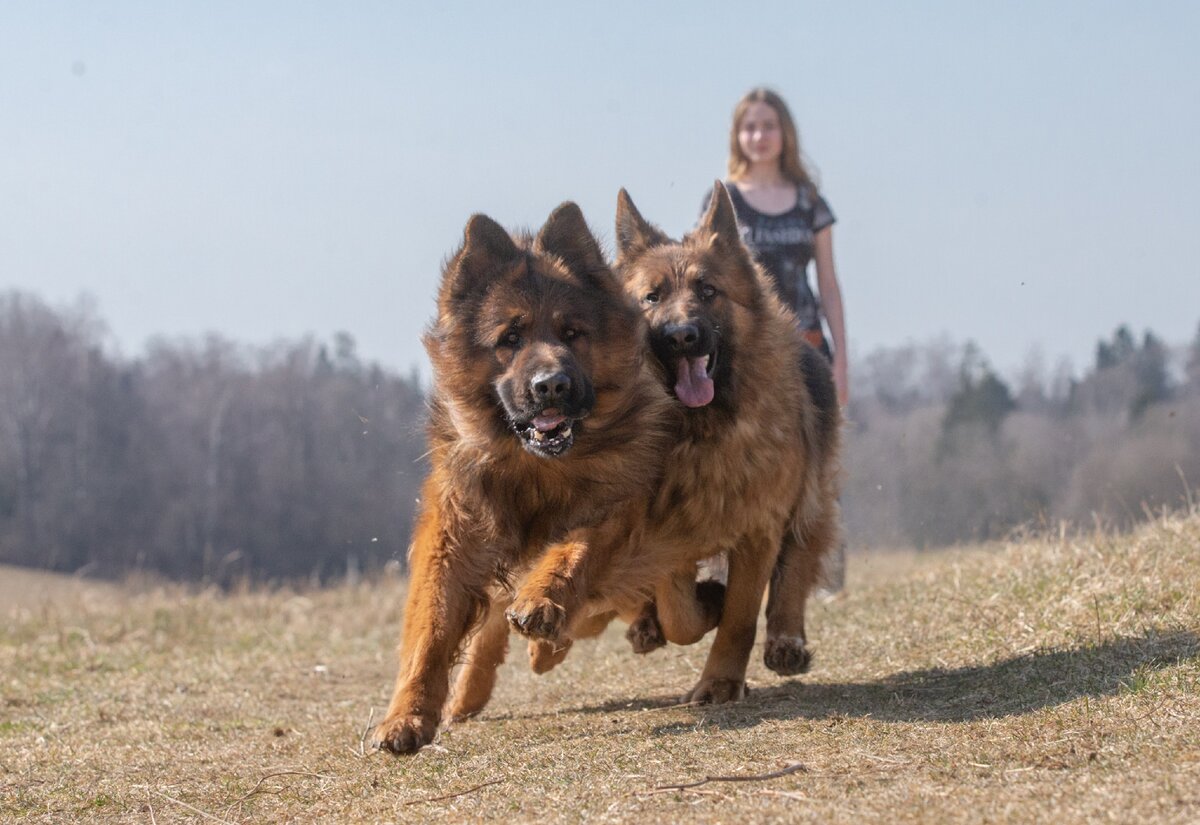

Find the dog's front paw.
xmin=506 ymin=595 xmax=566 ymax=641
xmin=625 ymin=610 xmax=666 ymax=654
xmin=684 ymin=677 xmax=747 ymax=705
xmin=373 ymin=713 xmax=438 ymax=755
xmin=764 ymin=636 xmax=812 ymax=676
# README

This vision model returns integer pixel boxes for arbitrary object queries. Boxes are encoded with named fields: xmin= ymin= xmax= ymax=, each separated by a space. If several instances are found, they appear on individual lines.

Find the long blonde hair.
xmin=727 ymin=88 xmax=818 ymax=191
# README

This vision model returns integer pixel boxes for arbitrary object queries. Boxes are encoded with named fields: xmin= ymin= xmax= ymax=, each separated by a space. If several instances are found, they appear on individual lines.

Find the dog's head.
xmin=615 ymin=184 xmax=763 ymax=410
xmin=428 ymin=203 xmax=635 ymax=458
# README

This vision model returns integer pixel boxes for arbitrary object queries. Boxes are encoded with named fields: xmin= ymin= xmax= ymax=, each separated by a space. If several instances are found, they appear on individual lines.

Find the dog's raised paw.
xmin=625 ymin=612 xmax=666 ymax=654
xmin=373 ymin=713 xmax=438 ymax=755
xmin=763 ymin=636 xmax=812 ymax=676
xmin=506 ymin=596 xmax=566 ymax=641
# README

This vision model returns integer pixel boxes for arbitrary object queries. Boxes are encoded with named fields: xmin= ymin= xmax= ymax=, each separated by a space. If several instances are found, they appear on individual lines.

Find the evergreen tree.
xmin=1187 ymin=321 xmax=1200 ymax=393
xmin=938 ymin=344 xmax=1016 ymax=458
xmin=1130 ymin=331 xmax=1171 ymax=418
xmin=1096 ymin=325 xmax=1136 ymax=370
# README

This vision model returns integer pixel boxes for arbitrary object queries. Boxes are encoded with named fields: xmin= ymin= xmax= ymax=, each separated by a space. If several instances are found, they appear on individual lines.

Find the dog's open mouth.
xmin=516 ymin=409 xmax=577 ymax=456
xmin=673 ymin=350 xmax=717 ymax=408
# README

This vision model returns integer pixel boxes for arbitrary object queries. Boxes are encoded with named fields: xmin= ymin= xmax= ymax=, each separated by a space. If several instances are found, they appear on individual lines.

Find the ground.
xmin=2 ymin=513 xmax=1198 ymax=823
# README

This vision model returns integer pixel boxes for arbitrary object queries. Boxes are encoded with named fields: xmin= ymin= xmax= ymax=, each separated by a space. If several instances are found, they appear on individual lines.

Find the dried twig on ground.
xmin=404 ymin=778 xmax=505 ymax=806
xmin=650 ymin=760 xmax=808 ymax=793
xmin=359 ymin=706 xmax=376 ymax=756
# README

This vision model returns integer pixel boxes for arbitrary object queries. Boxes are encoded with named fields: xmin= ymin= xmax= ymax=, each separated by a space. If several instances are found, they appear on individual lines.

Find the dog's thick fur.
xmin=510 ymin=185 xmax=841 ymax=702
xmin=373 ymin=204 xmax=675 ymax=754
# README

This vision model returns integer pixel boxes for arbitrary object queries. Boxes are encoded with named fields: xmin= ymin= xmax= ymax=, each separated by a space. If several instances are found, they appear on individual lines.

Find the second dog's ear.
xmin=697 ymin=181 xmax=742 ymax=252
xmin=615 ymin=189 xmax=669 ymax=264
xmin=536 ymin=202 xmax=608 ymax=282
xmin=443 ymin=213 xmax=522 ymax=305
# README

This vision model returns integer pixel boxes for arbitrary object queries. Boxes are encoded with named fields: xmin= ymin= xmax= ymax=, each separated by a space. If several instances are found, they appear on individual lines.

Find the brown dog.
xmin=373 ymin=204 xmax=675 ymax=754
xmin=509 ymin=185 xmax=841 ymax=702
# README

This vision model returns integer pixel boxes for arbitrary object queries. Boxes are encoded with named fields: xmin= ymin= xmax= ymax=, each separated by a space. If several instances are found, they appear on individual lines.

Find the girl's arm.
xmin=813 ymin=226 xmax=848 ymax=406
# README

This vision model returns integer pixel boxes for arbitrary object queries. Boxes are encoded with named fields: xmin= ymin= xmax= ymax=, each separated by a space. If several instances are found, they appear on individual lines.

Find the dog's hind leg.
xmin=650 ymin=568 xmax=725 ymax=647
xmin=764 ymin=497 xmax=840 ymax=676
xmin=446 ymin=596 xmax=511 ymax=722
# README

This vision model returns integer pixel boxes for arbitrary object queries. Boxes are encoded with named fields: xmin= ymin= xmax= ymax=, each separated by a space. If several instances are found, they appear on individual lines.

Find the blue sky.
xmin=3 ymin=2 xmax=1198 ymax=380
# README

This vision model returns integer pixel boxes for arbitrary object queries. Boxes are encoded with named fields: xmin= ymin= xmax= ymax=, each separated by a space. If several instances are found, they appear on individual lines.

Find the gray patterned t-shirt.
xmin=707 ymin=182 xmax=835 ymax=333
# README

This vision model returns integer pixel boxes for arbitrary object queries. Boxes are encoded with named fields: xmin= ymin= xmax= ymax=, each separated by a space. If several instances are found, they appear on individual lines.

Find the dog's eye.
xmin=643 ymin=291 xmax=660 ymax=304
xmin=500 ymin=330 xmax=521 ymax=348
xmin=699 ymin=283 xmax=717 ymax=301
xmin=563 ymin=328 xmax=580 ymax=342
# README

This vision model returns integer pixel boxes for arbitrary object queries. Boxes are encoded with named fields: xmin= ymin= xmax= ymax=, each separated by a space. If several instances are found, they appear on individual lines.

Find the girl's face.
xmin=737 ymin=101 xmax=783 ymax=166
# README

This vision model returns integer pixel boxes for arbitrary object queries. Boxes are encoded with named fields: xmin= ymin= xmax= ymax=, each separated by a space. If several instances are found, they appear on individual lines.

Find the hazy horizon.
xmin=4 ymin=2 xmax=1199 ymax=381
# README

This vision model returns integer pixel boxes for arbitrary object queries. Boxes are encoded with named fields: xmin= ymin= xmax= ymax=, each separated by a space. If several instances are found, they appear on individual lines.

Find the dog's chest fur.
xmin=653 ymin=397 xmax=802 ymax=554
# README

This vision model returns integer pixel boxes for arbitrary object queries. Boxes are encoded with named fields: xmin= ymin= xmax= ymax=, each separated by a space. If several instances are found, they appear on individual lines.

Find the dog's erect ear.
xmin=536 ymin=202 xmax=608 ymax=283
xmin=615 ymin=189 xmax=669 ymax=264
xmin=697 ymin=181 xmax=743 ymax=253
xmin=444 ymin=213 xmax=522 ymax=304
xmin=462 ymin=213 xmax=521 ymax=274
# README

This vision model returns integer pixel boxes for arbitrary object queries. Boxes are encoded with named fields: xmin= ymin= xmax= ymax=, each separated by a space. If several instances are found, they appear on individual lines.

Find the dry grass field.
xmin=2 ymin=512 xmax=1198 ymax=823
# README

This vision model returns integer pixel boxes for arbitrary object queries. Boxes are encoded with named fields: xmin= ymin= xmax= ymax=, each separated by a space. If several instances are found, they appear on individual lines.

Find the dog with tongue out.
xmin=509 ymin=184 xmax=843 ymax=707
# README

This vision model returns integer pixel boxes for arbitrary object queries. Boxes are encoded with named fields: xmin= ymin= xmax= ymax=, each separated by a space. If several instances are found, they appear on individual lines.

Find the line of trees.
xmin=0 ymin=292 xmax=426 ymax=583
xmin=1 ymin=289 xmax=1196 ymax=581
xmin=843 ymin=324 xmax=1200 ymax=549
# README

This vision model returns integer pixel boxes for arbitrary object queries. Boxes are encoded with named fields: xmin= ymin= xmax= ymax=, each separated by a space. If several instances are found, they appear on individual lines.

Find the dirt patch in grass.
xmin=2 ymin=514 xmax=1198 ymax=823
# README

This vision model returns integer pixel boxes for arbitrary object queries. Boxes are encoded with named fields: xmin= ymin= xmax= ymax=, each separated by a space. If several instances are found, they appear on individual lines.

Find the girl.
xmin=715 ymin=87 xmax=849 ymax=407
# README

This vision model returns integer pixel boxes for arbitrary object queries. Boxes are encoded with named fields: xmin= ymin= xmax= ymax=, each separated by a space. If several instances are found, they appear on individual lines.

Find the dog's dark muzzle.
xmin=507 ymin=369 xmax=594 ymax=457
xmin=657 ymin=321 xmax=715 ymax=360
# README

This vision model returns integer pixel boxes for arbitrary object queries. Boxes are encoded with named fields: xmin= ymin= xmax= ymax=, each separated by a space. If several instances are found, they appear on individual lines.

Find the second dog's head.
xmin=614 ymin=184 xmax=764 ymax=411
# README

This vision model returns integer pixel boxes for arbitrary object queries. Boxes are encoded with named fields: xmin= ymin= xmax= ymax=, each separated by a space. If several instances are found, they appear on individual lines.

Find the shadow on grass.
xmin=566 ymin=629 xmax=1199 ymax=729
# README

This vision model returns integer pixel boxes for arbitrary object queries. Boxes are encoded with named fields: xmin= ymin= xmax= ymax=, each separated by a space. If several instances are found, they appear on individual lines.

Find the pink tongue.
xmin=674 ymin=356 xmax=714 ymax=408
xmin=533 ymin=413 xmax=566 ymax=432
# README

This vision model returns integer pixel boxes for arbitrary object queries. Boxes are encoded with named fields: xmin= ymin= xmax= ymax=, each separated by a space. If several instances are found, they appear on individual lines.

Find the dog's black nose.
xmin=663 ymin=323 xmax=700 ymax=352
xmin=531 ymin=371 xmax=571 ymax=403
